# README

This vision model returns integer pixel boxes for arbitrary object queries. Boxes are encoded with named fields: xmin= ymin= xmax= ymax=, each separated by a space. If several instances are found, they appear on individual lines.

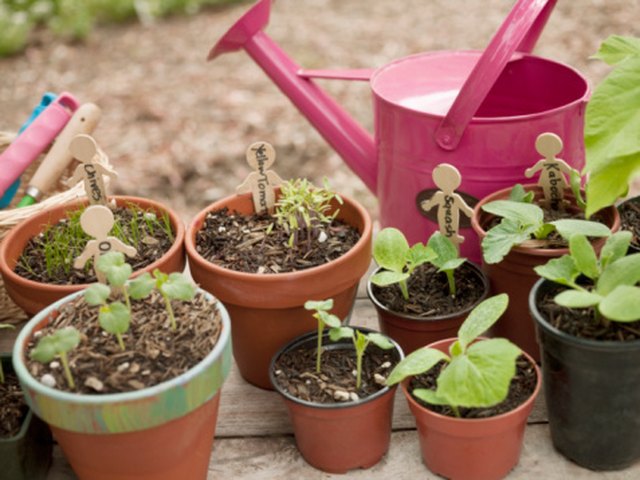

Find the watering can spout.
xmin=208 ymin=0 xmax=378 ymax=193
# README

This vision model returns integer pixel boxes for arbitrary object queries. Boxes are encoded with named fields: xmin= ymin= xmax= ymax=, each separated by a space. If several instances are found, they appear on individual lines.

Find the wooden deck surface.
xmin=2 ymin=277 xmax=640 ymax=479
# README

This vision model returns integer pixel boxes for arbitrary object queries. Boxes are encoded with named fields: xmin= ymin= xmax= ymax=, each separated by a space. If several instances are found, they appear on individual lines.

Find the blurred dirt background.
xmin=0 ymin=0 xmax=638 ymax=222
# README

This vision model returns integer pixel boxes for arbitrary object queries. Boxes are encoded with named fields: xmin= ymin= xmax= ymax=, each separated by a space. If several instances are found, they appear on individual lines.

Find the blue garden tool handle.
xmin=0 ymin=92 xmax=57 ymax=208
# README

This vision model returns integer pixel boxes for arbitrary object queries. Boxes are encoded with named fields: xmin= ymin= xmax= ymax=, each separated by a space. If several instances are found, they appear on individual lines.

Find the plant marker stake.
xmin=236 ymin=141 xmax=283 ymax=214
xmin=525 ymin=133 xmax=578 ymax=209
xmin=74 ymin=205 xmax=137 ymax=283
xmin=420 ymin=164 xmax=474 ymax=247
xmin=67 ymin=134 xmax=117 ymax=206
xmin=0 ymin=92 xmax=58 ymax=208
xmin=17 ymin=103 xmax=102 ymax=208
xmin=0 ymin=93 xmax=79 ymax=199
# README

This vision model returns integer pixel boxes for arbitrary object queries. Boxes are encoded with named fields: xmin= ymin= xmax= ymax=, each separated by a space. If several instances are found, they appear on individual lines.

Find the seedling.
xmin=272 ymin=178 xmax=342 ymax=250
xmin=30 ymin=326 xmax=81 ymax=389
xmin=535 ymin=231 xmax=640 ymax=324
xmin=370 ymin=228 xmax=436 ymax=300
xmin=305 ymin=299 xmax=342 ymax=373
xmin=386 ymin=294 xmax=520 ymax=417
xmin=130 ymin=269 xmax=196 ymax=330
xmin=481 ymin=186 xmax=612 ymax=264
xmin=329 ymin=326 xmax=394 ymax=390
xmin=0 ymin=323 xmax=15 ymax=383
xmin=427 ymin=232 xmax=466 ymax=297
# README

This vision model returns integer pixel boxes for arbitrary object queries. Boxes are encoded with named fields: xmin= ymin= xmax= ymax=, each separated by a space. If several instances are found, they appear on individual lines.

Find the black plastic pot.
xmin=617 ymin=195 xmax=640 ymax=254
xmin=0 ymin=355 xmax=52 ymax=480
xmin=530 ymin=279 xmax=640 ymax=470
xmin=269 ymin=327 xmax=404 ymax=473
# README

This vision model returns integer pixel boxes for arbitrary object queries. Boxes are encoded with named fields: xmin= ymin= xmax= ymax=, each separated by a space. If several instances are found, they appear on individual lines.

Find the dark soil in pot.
xmin=409 ymin=355 xmax=537 ymax=419
xmin=15 ymin=204 xmax=175 ymax=285
xmin=536 ymin=283 xmax=640 ymax=341
xmin=194 ymin=207 xmax=360 ymax=273
xmin=371 ymin=262 xmax=484 ymax=316
xmin=619 ymin=198 xmax=640 ymax=252
xmin=24 ymin=291 xmax=222 ymax=394
xmin=0 ymin=372 xmax=26 ymax=438
xmin=272 ymin=342 xmax=399 ymax=403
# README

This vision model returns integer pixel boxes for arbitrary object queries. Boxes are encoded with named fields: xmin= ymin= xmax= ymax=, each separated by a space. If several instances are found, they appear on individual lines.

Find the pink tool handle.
xmin=0 ymin=92 xmax=79 ymax=197
xmin=435 ymin=0 xmax=557 ymax=151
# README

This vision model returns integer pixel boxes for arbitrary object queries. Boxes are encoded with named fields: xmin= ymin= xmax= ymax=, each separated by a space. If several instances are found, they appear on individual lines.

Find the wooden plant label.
xmin=68 ymin=134 xmax=118 ymax=206
xmin=236 ymin=141 xmax=283 ymax=214
xmin=525 ymin=132 xmax=578 ymax=210
xmin=419 ymin=163 xmax=473 ymax=247
xmin=74 ymin=205 xmax=137 ymax=283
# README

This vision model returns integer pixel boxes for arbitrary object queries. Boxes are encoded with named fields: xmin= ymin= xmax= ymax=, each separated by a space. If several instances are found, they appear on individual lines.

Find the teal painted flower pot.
xmin=12 ymin=289 xmax=232 ymax=480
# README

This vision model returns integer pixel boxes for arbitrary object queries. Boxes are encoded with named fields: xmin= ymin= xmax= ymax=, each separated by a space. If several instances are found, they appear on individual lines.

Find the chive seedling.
xmin=305 ymin=299 xmax=342 ymax=373
xmin=30 ymin=327 xmax=81 ymax=389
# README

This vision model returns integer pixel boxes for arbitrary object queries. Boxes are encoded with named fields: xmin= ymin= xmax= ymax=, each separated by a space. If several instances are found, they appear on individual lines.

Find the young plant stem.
xmin=116 ymin=332 xmax=125 ymax=351
xmin=122 ymin=287 xmax=131 ymax=312
xmin=356 ymin=350 xmax=363 ymax=389
xmin=316 ymin=321 xmax=323 ymax=373
xmin=399 ymin=280 xmax=409 ymax=301
xmin=59 ymin=352 xmax=75 ymax=389
xmin=446 ymin=271 xmax=456 ymax=297
xmin=163 ymin=295 xmax=177 ymax=330
xmin=451 ymin=404 xmax=461 ymax=418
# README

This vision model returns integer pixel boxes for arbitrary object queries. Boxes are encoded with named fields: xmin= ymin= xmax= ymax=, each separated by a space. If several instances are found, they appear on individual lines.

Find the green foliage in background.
xmin=0 ymin=0 xmax=243 ymax=57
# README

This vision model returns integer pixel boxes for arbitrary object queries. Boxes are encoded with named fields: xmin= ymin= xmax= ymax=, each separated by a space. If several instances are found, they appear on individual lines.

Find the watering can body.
xmin=210 ymin=0 xmax=589 ymax=262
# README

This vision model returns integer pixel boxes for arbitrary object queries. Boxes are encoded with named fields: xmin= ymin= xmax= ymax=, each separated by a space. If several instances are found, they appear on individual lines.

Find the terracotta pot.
xmin=0 ymin=355 xmax=52 ymax=480
xmin=403 ymin=337 xmax=541 ymax=480
xmin=531 ymin=278 xmax=640 ymax=470
xmin=0 ymin=196 xmax=186 ymax=317
xmin=470 ymin=184 xmax=620 ymax=361
xmin=12 ymin=289 xmax=232 ymax=480
xmin=367 ymin=262 xmax=490 ymax=355
xmin=269 ymin=328 xmax=403 ymax=473
xmin=186 ymin=191 xmax=372 ymax=389
xmin=617 ymin=195 xmax=640 ymax=254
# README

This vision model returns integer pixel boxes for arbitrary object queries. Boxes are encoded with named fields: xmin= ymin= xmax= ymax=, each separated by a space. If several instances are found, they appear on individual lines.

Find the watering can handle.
xmin=435 ymin=0 xmax=557 ymax=151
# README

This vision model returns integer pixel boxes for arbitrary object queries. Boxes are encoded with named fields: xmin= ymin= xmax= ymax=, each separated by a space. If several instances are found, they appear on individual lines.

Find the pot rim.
xmin=366 ymin=261 xmax=489 ymax=322
xmin=12 ymin=288 xmax=231 ymax=404
xmin=401 ymin=337 xmax=541 ymax=424
xmin=530 ymin=277 xmax=640 ymax=351
xmin=0 ymin=195 xmax=185 ymax=293
xmin=185 ymin=191 xmax=372 ymax=283
xmin=470 ymin=184 xmax=621 ymax=258
xmin=269 ymin=327 xmax=404 ymax=410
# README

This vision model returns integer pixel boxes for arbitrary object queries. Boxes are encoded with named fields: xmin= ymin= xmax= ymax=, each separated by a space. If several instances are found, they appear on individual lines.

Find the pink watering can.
xmin=209 ymin=0 xmax=589 ymax=262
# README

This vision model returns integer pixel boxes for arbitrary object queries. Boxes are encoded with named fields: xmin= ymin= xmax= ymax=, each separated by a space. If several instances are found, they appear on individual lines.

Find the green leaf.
xmin=370 ymin=270 xmax=410 ymax=287
xmin=413 ymin=388 xmax=450 ymax=405
xmin=99 ymin=302 xmax=131 ymax=335
xmin=329 ymin=326 xmax=354 ymax=342
xmin=367 ymin=333 xmax=394 ymax=350
xmin=600 ymin=231 xmax=633 ymax=269
xmin=304 ymin=299 xmax=333 ymax=312
xmin=482 ymin=218 xmax=537 ymax=264
xmin=599 ymin=285 xmax=640 ymax=322
xmin=533 ymin=222 xmax=556 ymax=240
xmin=597 ymin=253 xmax=640 ymax=295
xmin=0 ymin=324 xmax=14 ymax=330
xmin=386 ymin=347 xmax=450 ymax=386
xmin=534 ymin=255 xmax=580 ymax=287
xmin=436 ymin=338 xmax=521 ymax=408
xmin=585 ymin=153 xmax=640 ymax=217
xmin=592 ymin=35 xmax=640 ymax=65
xmin=30 ymin=336 xmax=57 ymax=363
xmin=105 ymin=263 xmax=132 ymax=288
xmin=427 ymin=232 xmax=459 ymax=269
xmin=569 ymin=170 xmax=586 ymax=211
xmin=457 ymin=294 xmax=509 ymax=351
xmin=354 ymin=330 xmax=368 ymax=354
xmin=570 ymin=235 xmax=600 ymax=280
xmin=405 ymin=243 xmax=436 ymax=270
xmin=320 ymin=312 xmax=341 ymax=329
xmin=439 ymin=258 xmax=466 ymax=272
xmin=373 ymin=228 xmax=410 ymax=273
xmin=508 ymin=184 xmax=534 ymax=203
xmin=551 ymin=219 xmax=611 ymax=240
xmin=554 ymin=290 xmax=602 ymax=308
xmin=128 ymin=273 xmax=156 ymax=300
xmin=153 ymin=269 xmax=169 ymax=285
xmin=160 ymin=273 xmax=196 ymax=301
xmin=96 ymin=251 xmax=126 ymax=273
xmin=85 ymin=283 xmax=110 ymax=305
xmin=481 ymin=200 xmax=543 ymax=226
xmin=54 ymin=327 xmax=81 ymax=353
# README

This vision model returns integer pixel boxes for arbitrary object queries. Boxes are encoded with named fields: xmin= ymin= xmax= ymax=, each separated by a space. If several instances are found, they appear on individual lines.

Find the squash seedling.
xmin=386 ymin=294 xmax=519 ymax=417
xmin=427 ymin=232 xmax=466 ymax=297
xmin=535 ymin=231 xmax=640 ymax=324
xmin=304 ymin=299 xmax=342 ymax=374
xmin=370 ymin=228 xmax=436 ymax=300
xmin=0 ymin=323 xmax=14 ymax=383
xmin=30 ymin=326 xmax=81 ymax=389
xmin=329 ymin=326 xmax=394 ymax=389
